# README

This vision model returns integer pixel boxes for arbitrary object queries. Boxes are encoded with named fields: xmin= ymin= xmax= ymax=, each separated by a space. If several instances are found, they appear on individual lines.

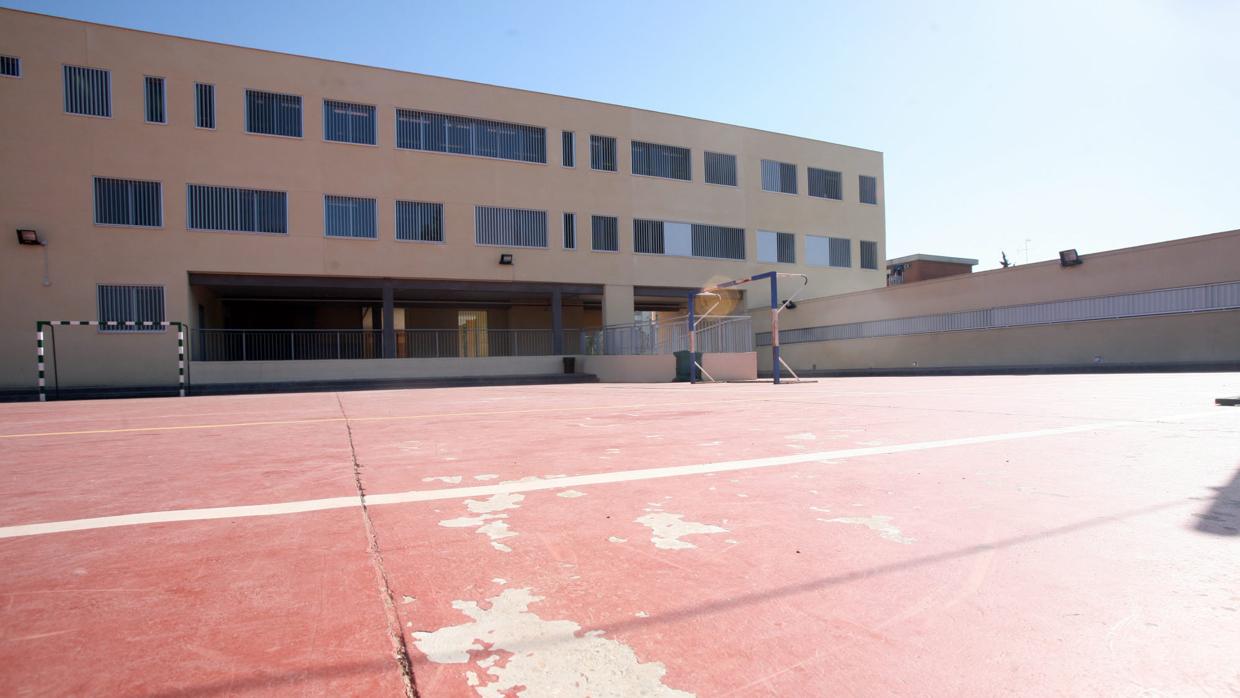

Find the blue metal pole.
xmin=770 ymin=274 xmax=781 ymax=385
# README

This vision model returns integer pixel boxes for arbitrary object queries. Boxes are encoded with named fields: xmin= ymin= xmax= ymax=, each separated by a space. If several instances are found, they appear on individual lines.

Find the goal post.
xmin=36 ymin=320 xmax=187 ymax=402
xmin=688 ymin=271 xmax=808 ymax=385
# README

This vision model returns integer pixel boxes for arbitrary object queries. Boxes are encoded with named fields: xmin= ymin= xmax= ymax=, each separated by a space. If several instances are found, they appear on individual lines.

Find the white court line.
xmin=0 ymin=411 xmax=1220 ymax=540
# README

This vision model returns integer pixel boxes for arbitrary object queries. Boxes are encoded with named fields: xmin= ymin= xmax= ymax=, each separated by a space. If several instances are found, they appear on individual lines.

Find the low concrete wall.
xmin=192 ymin=352 xmax=759 ymax=386
xmin=192 ymin=356 xmax=566 ymax=385
xmin=561 ymin=352 xmax=758 ymax=383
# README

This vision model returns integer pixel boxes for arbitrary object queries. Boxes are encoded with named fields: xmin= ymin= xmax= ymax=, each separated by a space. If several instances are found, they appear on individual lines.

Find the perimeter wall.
xmin=753 ymin=229 xmax=1240 ymax=374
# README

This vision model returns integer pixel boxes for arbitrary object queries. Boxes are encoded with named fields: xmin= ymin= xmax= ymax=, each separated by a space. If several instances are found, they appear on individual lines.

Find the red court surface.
xmin=1 ymin=374 xmax=1238 ymax=697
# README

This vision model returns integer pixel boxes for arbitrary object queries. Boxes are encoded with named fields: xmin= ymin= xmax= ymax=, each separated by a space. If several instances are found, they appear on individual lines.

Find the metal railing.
xmin=194 ymin=317 xmax=754 ymax=362
xmin=194 ymin=329 xmax=383 ymax=361
xmin=580 ymin=315 xmax=753 ymax=355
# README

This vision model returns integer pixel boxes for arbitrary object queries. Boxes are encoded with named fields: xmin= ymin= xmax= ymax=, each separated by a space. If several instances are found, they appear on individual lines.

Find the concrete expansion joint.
xmin=336 ymin=394 xmax=420 ymax=698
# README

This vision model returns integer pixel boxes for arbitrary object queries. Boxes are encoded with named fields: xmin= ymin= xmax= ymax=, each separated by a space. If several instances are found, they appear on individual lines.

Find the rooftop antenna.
xmin=1023 ymin=238 xmax=1032 ymax=264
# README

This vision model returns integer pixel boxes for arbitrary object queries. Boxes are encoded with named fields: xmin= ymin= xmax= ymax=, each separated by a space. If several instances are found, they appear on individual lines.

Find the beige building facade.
xmin=0 ymin=9 xmax=887 ymax=394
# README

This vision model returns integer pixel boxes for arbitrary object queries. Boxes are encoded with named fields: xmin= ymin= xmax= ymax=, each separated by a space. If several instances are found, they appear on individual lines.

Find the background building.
xmin=0 ymin=9 xmax=886 ymax=395
xmin=886 ymin=253 xmax=978 ymax=286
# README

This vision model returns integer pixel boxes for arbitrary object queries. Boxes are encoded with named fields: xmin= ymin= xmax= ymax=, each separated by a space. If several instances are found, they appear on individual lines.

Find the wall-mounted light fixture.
xmin=1059 ymin=249 xmax=1083 ymax=267
xmin=499 ymin=253 xmax=514 ymax=265
xmin=16 ymin=229 xmax=42 ymax=246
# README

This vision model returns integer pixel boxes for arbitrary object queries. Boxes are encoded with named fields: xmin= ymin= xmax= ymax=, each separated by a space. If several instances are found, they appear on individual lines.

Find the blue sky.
xmin=7 ymin=0 xmax=1238 ymax=268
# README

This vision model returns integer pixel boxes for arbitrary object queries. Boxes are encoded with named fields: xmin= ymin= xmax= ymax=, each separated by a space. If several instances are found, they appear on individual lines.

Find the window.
xmin=563 ymin=213 xmax=576 ymax=249
xmin=591 ymin=215 xmax=619 ymax=252
xmin=806 ymin=235 xmax=851 ymax=268
xmin=94 ymin=178 xmax=162 ymax=227
xmin=631 ymin=141 xmax=691 ymax=181
xmin=187 ymin=185 xmax=288 ymax=234
xmin=97 ymin=284 xmax=164 ymax=333
xmin=475 ymin=206 xmax=547 ymax=247
xmin=808 ymin=168 xmax=842 ymax=200
xmin=1 ymin=55 xmax=22 ymax=77
xmin=860 ymin=240 xmax=879 ymax=269
xmin=761 ymin=159 xmax=797 ymax=194
xmin=324 ymin=100 xmax=376 ymax=145
xmin=704 ymin=152 xmax=737 ymax=186
xmin=590 ymin=135 xmax=617 ymax=171
xmin=395 ymin=109 xmax=546 ymax=163
xmin=396 ymin=201 xmax=443 ymax=242
xmin=859 ymin=175 xmax=879 ymax=204
xmin=562 ymin=131 xmax=575 ymax=167
xmin=633 ymin=219 xmax=745 ymax=260
xmin=324 ymin=195 xmax=377 ymax=239
xmin=142 ymin=76 xmax=166 ymax=124
xmin=245 ymin=89 xmax=302 ymax=137
xmin=63 ymin=65 xmax=110 ymax=117
xmin=758 ymin=231 xmax=795 ymax=264
xmin=195 ymin=83 xmax=215 ymax=129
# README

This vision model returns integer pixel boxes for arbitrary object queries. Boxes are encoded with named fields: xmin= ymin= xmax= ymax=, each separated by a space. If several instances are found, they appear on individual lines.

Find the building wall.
xmin=755 ymin=230 xmax=1240 ymax=372
xmin=0 ymin=9 xmax=885 ymax=390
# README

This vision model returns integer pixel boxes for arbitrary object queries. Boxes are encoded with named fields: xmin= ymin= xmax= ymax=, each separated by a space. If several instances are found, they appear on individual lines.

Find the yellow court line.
xmin=0 ymin=397 xmax=759 ymax=440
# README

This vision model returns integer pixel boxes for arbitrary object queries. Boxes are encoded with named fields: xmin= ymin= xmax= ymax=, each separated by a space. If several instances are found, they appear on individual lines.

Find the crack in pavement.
xmin=337 ymin=393 xmax=419 ymax=698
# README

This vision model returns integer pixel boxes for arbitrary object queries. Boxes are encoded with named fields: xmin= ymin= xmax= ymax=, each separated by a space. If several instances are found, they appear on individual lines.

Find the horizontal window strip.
xmin=246 ymin=89 xmax=302 ymax=137
xmin=195 ymin=83 xmax=215 ymax=129
xmin=324 ymin=195 xmax=377 ymax=239
xmin=758 ymin=231 xmax=795 ymax=264
xmin=633 ymin=219 xmax=744 ymax=260
xmin=631 ymin=140 xmax=691 ymax=180
xmin=860 ymin=240 xmax=879 ymax=269
xmin=94 ymin=177 xmax=162 ymax=227
xmin=591 ymin=215 xmax=619 ymax=251
xmin=144 ymin=77 xmax=165 ymax=123
xmin=475 ymin=206 xmax=547 ymax=247
xmin=563 ymin=213 xmax=576 ymax=249
xmin=860 ymin=175 xmax=878 ymax=204
xmin=324 ymin=100 xmax=376 ymax=145
xmin=396 ymin=109 xmax=546 ymax=163
xmin=97 ymin=284 xmax=165 ymax=333
xmin=761 ymin=159 xmax=797 ymax=194
xmin=562 ymin=131 xmax=575 ymax=167
xmin=756 ymin=281 xmax=1240 ymax=346
xmin=704 ymin=151 xmax=737 ymax=186
xmin=0 ymin=55 xmax=19 ymax=77
xmin=396 ymin=201 xmax=444 ymax=242
xmin=808 ymin=167 xmax=842 ymax=200
xmin=64 ymin=65 xmax=110 ymax=116
xmin=187 ymin=185 xmax=288 ymax=234
xmin=590 ymin=135 xmax=617 ymax=171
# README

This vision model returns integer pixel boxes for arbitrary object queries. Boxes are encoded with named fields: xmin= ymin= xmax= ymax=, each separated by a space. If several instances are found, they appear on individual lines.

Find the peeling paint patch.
xmin=473 ymin=474 xmax=499 ymax=481
xmin=635 ymin=611 xmax=649 ymax=618
xmin=466 ymin=493 xmax=524 ymax=514
xmin=401 ymin=595 xmax=415 ymax=604
xmin=411 ymin=588 xmax=693 ymax=697
xmin=438 ymin=494 xmax=526 ymax=552
xmin=819 ymin=515 xmax=914 ymax=544
xmin=636 ymin=512 xmax=728 ymax=550
xmin=556 ymin=490 xmax=587 ymax=498
xmin=423 ymin=475 xmax=463 ymax=484
xmin=698 ymin=441 xmax=722 ymax=447
xmin=492 ymin=578 xmax=507 ymax=585
xmin=809 ymin=506 xmax=831 ymax=514
xmin=608 ymin=536 xmax=627 ymax=543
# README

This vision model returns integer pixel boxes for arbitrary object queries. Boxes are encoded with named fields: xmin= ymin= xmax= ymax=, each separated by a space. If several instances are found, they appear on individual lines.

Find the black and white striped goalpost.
xmin=36 ymin=320 xmax=187 ymax=402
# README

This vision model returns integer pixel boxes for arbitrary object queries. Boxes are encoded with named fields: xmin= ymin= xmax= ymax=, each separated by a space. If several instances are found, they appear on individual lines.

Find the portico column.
xmin=381 ymin=281 xmax=395 ymax=359
xmin=551 ymin=287 xmax=564 ymax=354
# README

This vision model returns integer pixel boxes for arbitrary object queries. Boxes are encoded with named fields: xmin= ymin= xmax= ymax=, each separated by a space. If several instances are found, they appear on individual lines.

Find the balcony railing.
xmin=193 ymin=317 xmax=753 ymax=362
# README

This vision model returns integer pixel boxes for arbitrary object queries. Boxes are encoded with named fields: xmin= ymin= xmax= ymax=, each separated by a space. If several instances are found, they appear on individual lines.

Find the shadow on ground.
xmin=1194 ymin=465 xmax=1240 ymax=536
